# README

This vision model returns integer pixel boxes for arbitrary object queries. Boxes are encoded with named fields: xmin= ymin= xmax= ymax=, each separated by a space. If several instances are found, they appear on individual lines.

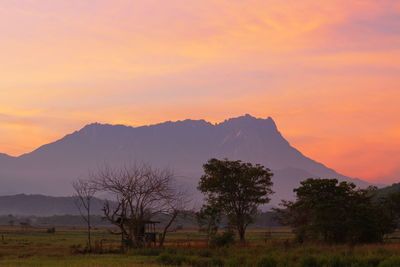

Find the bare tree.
xmin=158 ymin=192 xmax=187 ymax=247
xmin=73 ymin=178 xmax=96 ymax=252
xmin=91 ymin=163 xmax=186 ymax=249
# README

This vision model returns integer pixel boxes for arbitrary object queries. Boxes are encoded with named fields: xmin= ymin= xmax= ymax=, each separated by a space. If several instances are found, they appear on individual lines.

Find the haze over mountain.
xmin=0 ymin=114 xmax=371 ymax=208
xmin=0 ymin=194 xmax=105 ymax=216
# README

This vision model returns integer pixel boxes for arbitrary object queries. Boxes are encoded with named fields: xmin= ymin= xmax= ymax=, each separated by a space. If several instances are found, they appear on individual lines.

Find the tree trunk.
xmin=159 ymin=211 xmax=178 ymax=247
xmin=87 ymin=204 xmax=91 ymax=252
xmin=133 ymin=224 xmax=144 ymax=248
xmin=238 ymin=226 xmax=246 ymax=244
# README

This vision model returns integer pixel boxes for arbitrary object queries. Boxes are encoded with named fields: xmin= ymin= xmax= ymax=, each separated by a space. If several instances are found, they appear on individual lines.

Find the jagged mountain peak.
xmin=78 ymin=122 xmax=132 ymax=134
xmin=217 ymin=115 xmax=279 ymax=138
xmin=219 ymin=114 xmax=274 ymax=126
xmin=78 ymin=114 xmax=269 ymax=133
xmin=62 ymin=115 xmax=277 ymax=143
xmin=0 ymin=115 xmax=370 ymax=205
xmin=150 ymin=119 xmax=213 ymax=129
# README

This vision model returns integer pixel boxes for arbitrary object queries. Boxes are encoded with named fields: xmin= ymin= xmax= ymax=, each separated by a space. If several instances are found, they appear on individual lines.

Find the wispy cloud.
xmin=0 ymin=0 xmax=399 ymax=182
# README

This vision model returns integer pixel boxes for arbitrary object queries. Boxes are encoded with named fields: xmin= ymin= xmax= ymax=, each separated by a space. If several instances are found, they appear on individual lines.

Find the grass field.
xmin=1 ymin=226 xmax=400 ymax=266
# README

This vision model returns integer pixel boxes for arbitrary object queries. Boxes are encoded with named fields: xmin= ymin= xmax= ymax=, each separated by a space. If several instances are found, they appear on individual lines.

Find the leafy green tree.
xmin=275 ymin=178 xmax=395 ymax=244
xmin=198 ymin=158 xmax=274 ymax=242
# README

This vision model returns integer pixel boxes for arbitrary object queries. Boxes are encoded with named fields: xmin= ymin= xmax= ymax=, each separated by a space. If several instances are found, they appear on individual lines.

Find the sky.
xmin=0 ymin=0 xmax=399 ymax=184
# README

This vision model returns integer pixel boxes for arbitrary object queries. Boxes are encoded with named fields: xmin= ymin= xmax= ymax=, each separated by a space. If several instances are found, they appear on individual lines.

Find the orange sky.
xmin=0 ymin=0 xmax=399 ymax=183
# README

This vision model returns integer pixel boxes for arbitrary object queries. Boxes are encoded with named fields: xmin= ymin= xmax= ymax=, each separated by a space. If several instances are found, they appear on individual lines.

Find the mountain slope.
xmin=0 ymin=194 xmax=105 ymax=216
xmin=374 ymin=183 xmax=400 ymax=199
xmin=0 ymin=114 xmax=370 ymax=205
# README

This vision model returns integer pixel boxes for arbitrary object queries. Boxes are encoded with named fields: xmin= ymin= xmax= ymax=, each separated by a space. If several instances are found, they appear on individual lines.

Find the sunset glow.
xmin=0 ymin=0 xmax=399 ymax=183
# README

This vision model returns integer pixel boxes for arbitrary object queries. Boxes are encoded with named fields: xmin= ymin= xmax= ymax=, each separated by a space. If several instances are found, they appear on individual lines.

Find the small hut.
xmin=144 ymin=220 xmax=160 ymax=246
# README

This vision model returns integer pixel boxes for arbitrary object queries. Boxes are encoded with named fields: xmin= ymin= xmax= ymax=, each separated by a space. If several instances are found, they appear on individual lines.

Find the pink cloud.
xmin=0 ymin=0 xmax=399 ymax=182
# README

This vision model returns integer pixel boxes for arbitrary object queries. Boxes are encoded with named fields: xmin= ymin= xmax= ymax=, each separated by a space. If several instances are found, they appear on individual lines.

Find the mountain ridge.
xmin=0 ymin=114 xmax=372 ymax=204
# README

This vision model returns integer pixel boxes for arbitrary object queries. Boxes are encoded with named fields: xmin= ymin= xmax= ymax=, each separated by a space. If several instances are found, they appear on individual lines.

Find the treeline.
xmin=275 ymin=178 xmax=400 ymax=243
xmin=193 ymin=159 xmax=400 ymax=246
xmin=0 ymin=212 xmax=280 ymax=229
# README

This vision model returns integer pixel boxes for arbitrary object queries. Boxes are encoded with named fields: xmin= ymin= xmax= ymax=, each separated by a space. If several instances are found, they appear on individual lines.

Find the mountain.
xmin=374 ymin=183 xmax=400 ymax=199
xmin=0 ymin=194 xmax=105 ymax=216
xmin=0 ymin=153 xmax=13 ymax=161
xmin=0 ymin=114 xmax=371 ymax=208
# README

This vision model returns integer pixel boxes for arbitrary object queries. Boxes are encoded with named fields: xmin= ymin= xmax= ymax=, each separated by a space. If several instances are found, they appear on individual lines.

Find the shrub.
xmin=157 ymin=253 xmax=186 ymax=266
xmin=189 ymin=256 xmax=212 ymax=267
xmin=298 ymin=255 xmax=320 ymax=267
xmin=198 ymin=248 xmax=213 ymax=258
xmin=211 ymin=231 xmax=235 ymax=247
xmin=379 ymin=257 xmax=400 ymax=267
xmin=355 ymin=256 xmax=384 ymax=267
xmin=325 ymin=255 xmax=355 ymax=267
xmin=122 ymin=239 xmax=134 ymax=248
xmin=46 ymin=227 xmax=55 ymax=234
xmin=133 ymin=248 xmax=162 ymax=256
xmin=69 ymin=244 xmax=82 ymax=254
xmin=257 ymin=256 xmax=277 ymax=267
xmin=165 ymin=247 xmax=178 ymax=254
xmin=211 ymin=257 xmax=225 ymax=267
xmin=226 ymin=255 xmax=249 ymax=267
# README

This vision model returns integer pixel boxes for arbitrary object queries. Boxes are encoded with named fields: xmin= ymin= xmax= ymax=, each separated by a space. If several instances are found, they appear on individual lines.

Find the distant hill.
xmin=0 ymin=194 xmax=105 ymax=216
xmin=0 ymin=114 xmax=372 ymax=206
xmin=374 ymin=183 xmax=400 ymax=199
xmin=0 ymin=194 xmax=281 ymax=228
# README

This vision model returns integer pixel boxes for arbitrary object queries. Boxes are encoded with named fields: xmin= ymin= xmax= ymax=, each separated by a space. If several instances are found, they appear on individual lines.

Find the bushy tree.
xmin=275 ymin=178 xmax=395 ymax=244
xmin=382 ymin=191 xmax=400 ymax=220
xmin=373 ymin=191 xmax=400 ymax=234
xmin=198 ymin=158 xmax=274 ymax=243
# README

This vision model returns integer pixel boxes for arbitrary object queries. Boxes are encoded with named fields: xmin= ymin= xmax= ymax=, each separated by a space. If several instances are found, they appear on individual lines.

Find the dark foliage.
xmin=210 ymin=230 xmax=236 ymax=247
xmin=46 ymin=227 xmax=55 ymax=234
xmin=198 ymin=158 xmax=274 ymax=242
xmin=275 ymin=178 xmax=396 ymax=244
xmin=196 ymin=204 xmax=222 ymax=245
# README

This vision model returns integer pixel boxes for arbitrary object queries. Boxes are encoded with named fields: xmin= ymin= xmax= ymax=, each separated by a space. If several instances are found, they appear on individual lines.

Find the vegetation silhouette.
xmin=275 ymin=178 xmax=399 ymax=244
xmin=88 ymin=163 xmax=186 ymax=249
xmin=198 ymin=158 xmax=274 ymax=243
xmin=72 ymin=179 xmax=96 ymax=252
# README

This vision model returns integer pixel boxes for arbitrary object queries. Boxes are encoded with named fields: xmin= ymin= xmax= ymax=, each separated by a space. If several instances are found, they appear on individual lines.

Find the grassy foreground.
xmin=1 ymin=227 xmax=400 ymax=266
